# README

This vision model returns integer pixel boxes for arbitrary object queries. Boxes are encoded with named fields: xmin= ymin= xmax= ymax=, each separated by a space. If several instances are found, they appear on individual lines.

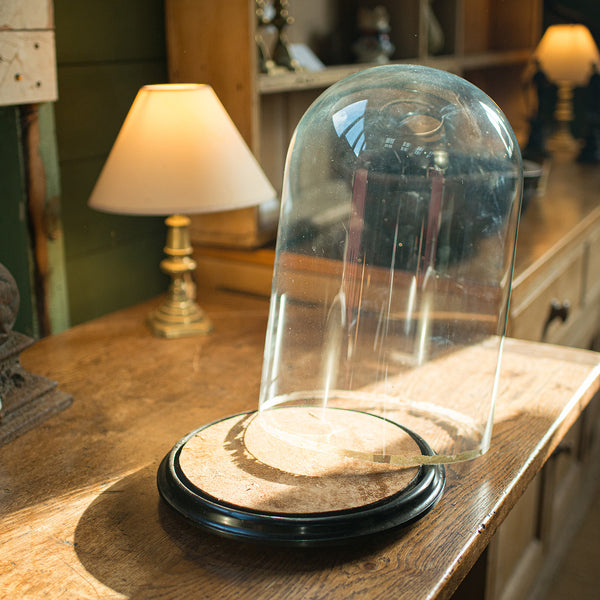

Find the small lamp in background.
xmin=534 ymin=24 xmax=600 ymax=152
xmin=88 ymin=84 xmax=277 ymax=338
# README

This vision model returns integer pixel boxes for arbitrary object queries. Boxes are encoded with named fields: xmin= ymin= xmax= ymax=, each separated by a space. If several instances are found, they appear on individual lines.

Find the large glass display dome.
xmin=258 ymin=64 xmax=523 ymax=465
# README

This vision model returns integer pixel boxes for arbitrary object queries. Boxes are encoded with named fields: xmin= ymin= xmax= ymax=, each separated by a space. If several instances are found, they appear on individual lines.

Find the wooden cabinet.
xmin=472 ymin=156 xmax=600 ymax=600
xmin=508 ymin=158 xmax=600 ymax=350
xmin=479 ymin=391 xmax=600 ymax=600
xmin=479 ymin=154 xmax=600 ymax=600
xmin=165 ymin=0 xmax=542 ymax=246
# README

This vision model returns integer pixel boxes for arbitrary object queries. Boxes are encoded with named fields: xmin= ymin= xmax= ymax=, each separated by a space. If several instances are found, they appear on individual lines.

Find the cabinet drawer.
xmin=509 ymin=249 xmax=584 ymax=343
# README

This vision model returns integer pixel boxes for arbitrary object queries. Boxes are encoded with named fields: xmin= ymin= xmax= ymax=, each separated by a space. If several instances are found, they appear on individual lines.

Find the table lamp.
xmin=88 ymin=84 xmax=276 ymax=338
xmin=534 ymin=24 xmax=600 ymax=151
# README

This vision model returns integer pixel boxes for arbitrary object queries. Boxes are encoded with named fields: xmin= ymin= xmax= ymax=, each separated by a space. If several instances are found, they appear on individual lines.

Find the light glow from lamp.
xmin=535 ymin=24 xmax=600 ymax=86
xmin=88 ymin=83 xmax=277 ymax=337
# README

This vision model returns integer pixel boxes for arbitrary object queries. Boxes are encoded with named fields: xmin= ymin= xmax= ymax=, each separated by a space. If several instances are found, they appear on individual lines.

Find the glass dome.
xmin=258 ymin=65 xmax=522 ymax=465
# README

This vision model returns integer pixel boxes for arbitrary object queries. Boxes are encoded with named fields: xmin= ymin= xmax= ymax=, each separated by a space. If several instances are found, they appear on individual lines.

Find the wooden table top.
xmin=1 ymin=290 xmax=599 ymax=599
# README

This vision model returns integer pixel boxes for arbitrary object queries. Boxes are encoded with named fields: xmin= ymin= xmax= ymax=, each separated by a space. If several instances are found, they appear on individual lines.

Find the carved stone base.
xmin=0 ymin=331 xmax=72 ymax=445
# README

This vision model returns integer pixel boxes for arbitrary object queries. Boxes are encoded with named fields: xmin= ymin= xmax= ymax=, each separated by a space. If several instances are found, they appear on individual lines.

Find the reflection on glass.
xmin=259 ymin=65 xmax=522 ymax=465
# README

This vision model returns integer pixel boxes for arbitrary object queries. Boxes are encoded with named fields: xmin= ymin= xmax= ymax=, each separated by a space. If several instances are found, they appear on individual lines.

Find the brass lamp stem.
xmin=548 ymin=82 xmax=580 ymax=154
xmin=147 ymin=214 xmax=213 ymax=337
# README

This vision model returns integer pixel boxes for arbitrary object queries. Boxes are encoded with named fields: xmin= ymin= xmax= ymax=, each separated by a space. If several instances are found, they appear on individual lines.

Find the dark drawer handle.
xmin=551 ymin=442 xmax=573 ymax=459
xmin=542 ymin=299 xmax=570 ymax=341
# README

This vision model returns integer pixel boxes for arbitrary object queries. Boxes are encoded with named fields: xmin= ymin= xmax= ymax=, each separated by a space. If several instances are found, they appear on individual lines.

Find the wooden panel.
xmin=580 ymin=393 xmax=600 ymax=465
xmin=54 ymin=0 xmax=165 ymax=63
xmin=259 ymin=88 xmax=320 ymax=193
xmin=53 ymin=0 xmax=169 ymax=326
xmin=487 ymin=474 xmax=543 ymax=600
xmin=584 ymin=223 xmax=600 ymax=306
xmin=189 ymin=203 xmax=278 ymax=249
xmin=55 ymin=62 xmax=166 ymax=162
xmin=164 ymin=0 xmax=265 ymax=251
xmin=59 ymin=156 xmax=165 ymax=258
xmin=540 ymin=420 xmax=584 ymax=546
xmin=463 ymin=0 xmax=492 ymax=54
xmin=165 ymin=0 xmax=257 ymax=148
xmin=65 ymin=237 xmax=167 ymax=325
xmin=0 ymin=0 xmax=57 ymax=106
xmin=194 ymin=247 xmax=274 ymax=297
xmin=463 ymin=0 xmax=541 ymax=54
xmin=259 ymin=93 xmax=289 ymax=192
xmin=0 ymin=0 xmax=53 ymax=29
xmin=0 ymin=31 xmax=57 ymax=106
xmin=489 ymin=0 xmax=542 ymax=51
xmin=60 ymin=163 xmax=165 ymax=257
xmin=36 ymin=102 xmax=70 ymax=334
xmin=509 ymin=164 xmax=600 ymax=349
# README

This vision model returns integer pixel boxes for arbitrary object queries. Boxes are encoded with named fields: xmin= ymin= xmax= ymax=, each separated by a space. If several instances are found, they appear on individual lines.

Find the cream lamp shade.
xmin=88 ymin=83 xmax=276 ymax=215
xmin=535 ymin=24 xmax=600 ymax=86
xmin=88 ymin=83 xmax=277 ymax=338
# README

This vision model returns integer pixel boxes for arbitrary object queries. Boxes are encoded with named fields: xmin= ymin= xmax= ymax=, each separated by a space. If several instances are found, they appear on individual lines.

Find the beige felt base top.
xmin=178 ymin=410 xmax=420 ymax=514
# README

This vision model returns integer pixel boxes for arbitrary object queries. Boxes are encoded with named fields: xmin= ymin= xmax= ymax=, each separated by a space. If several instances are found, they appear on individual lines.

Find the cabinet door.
xmin=485 ymin=474 xmax=543 ymax=600
xmin=539 ymin=421 xmax=584 ymax=546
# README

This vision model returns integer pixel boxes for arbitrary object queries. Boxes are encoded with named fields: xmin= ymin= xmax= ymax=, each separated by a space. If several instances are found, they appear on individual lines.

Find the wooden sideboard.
xmin=508 ymin=154 xmax=600 ymax=349
xmin=0 ymin=289 xmax=599 ymax=599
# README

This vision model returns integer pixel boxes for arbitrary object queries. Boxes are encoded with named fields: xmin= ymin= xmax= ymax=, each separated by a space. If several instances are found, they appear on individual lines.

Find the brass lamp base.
xmin=148 ymin=214 xmax=213 ymax=338
xmin=147 ymin=301 xmax=212 ymax=339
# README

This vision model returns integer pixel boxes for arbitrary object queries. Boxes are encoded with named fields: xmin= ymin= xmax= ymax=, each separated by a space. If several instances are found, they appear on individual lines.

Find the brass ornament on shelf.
xmin=255 ymin=0 xmax=281 ymax=74
xmin=255 ymin=0 xmax=302 ymax=73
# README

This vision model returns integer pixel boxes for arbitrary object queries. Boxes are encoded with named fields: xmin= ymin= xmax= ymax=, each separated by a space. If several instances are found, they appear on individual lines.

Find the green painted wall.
xmin=38 ymin=102 xmax=70 ymax=334
xmin=53 ymin=0 xmax=168 ymax=326
xmin=0 ymin=107 xmax=37 ymax=337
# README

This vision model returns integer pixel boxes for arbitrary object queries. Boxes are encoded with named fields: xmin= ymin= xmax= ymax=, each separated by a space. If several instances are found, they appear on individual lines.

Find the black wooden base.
xmin=157 ymin=411 xmax=445 ymax=546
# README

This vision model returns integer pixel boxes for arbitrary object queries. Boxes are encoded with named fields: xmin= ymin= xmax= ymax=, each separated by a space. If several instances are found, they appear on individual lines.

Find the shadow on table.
xmin=74 ymin=463 xmax=412 ymax=598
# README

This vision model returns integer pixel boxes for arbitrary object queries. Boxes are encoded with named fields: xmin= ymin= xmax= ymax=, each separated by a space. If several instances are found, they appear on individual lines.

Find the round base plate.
xmin=157 ymin=410 xmax=445 ymax=546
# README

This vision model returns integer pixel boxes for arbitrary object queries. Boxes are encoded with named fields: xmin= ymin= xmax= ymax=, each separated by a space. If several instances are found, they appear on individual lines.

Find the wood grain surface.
xmin=0 ymin=290 xmax=598 ymax=599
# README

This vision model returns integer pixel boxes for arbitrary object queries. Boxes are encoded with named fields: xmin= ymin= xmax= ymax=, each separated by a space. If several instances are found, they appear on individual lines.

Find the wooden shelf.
xmin=258 ymin=49 xmax=534 ymax=95
xmin=257 ymin=57 xmax=460 ymax=94
xmin=459 ymin=48 xmax=534 ymax=70
xmin=166 ymin=0 xmax=543 ymax=248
